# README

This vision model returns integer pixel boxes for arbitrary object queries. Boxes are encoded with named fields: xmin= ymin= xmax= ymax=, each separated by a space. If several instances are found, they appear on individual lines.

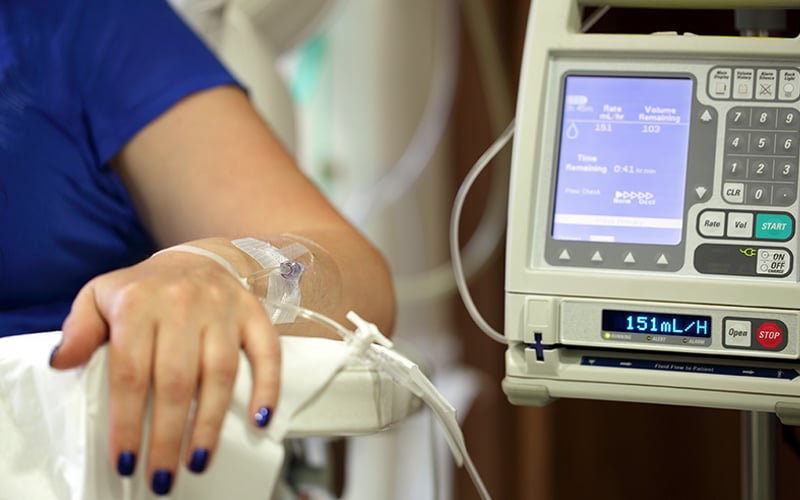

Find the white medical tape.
xmin=232 ymin=237 xmax=289 ymax=270
xmin=232 ymin=238 xmax=304 ymax=324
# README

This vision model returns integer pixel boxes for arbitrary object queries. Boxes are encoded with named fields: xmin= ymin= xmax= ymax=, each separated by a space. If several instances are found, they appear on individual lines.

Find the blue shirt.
xmin=0 ymin=0 xmax=238 ymax=335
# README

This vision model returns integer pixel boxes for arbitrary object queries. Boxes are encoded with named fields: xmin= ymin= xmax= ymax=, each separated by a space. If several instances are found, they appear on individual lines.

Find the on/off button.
xmin=756 ymin=321 xmax=786 ymax=350
xmin=757 ymin=248 xmax=792 ymax=276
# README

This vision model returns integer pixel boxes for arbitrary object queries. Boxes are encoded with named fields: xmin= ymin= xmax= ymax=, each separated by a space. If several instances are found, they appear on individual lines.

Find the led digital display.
xmin=602 ymin=310 xmax=712 ymax=338
xmin=552 ymin=75 xmax=694 ymax=245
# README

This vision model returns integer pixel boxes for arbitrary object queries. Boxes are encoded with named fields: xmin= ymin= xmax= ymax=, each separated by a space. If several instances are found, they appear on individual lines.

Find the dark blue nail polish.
xmin=116 ymin=451 xmax=136 ymax=476
xmin=151 ymin=469 xmax=173 ymax=496
xmin=254 ymin=406 xmax=272 ymax=428
xmin=189 ymin=448 xmax=209 ymax=473
xmin=48 ymin=344 xmax=60 ymax=367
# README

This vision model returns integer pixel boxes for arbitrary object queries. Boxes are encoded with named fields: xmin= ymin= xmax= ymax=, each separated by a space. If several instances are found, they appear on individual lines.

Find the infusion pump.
xmin=503 ymin=0 xmax=800 ymax=424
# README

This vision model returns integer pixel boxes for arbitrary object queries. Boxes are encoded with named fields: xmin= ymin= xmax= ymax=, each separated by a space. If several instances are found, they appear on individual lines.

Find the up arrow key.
xmin=701 ymin=109 xmax=713 ymax=123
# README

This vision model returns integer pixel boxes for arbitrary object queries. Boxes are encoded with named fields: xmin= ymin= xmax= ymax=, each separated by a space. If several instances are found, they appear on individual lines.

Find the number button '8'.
xmin=753 ymin=109 xmax=776 ymax=128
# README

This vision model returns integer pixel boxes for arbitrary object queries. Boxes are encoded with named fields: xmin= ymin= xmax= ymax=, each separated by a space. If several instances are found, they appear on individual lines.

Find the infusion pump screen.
xmin=552 ymin=76 xmax=694 ymax=245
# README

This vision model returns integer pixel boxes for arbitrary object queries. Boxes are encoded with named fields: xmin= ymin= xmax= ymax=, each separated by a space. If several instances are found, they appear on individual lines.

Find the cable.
xmin=450 ymin=120 xmax=515 ymax=345
xmin=449 ymin=4 xmax=612 ymax=345
xmin=581 ymin=5 xmax=611 ymax=33
xmin=427 ymin=408 xmax=442 ymax=500
xmin=463 ymin=451 xmax=491 ymax=500
xmin=374 ymin=2 xmax=613 ymax=304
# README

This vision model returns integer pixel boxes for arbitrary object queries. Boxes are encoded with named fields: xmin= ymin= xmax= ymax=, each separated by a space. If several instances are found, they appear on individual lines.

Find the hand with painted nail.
xmin=49 ymin=245 xmax=280 ymax=496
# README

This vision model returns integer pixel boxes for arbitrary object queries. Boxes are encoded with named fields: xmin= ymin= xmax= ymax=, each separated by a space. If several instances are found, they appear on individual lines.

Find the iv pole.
xmin=735 ymin=9 xmax=788 ymax=497
xmin=742 ymin=412 xmax=776 ymax=500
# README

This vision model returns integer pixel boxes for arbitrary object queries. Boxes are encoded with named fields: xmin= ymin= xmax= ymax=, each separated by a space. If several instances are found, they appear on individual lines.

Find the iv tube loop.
xmin=261 ymin=299 xmax=493 ymax=500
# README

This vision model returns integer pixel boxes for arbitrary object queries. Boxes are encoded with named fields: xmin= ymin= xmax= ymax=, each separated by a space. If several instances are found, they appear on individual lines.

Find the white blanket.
xmin=0 ymin=332 xmax=390 ymax=500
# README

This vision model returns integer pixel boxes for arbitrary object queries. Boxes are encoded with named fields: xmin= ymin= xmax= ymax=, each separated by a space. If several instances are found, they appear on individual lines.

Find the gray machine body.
xmin=504 ymin=0 xmax=800 ymax=424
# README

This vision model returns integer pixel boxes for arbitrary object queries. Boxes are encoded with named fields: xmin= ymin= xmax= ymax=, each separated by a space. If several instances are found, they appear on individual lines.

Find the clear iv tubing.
xmin=396 ymin=3 xmax=610 ymax=304
xmin=264 ymin=299 xmax=493 ymax=500
xmin=450 ymin=120 xmax=515 ymax=345
xmin=448 ymin=6 xmax=611 ymax=346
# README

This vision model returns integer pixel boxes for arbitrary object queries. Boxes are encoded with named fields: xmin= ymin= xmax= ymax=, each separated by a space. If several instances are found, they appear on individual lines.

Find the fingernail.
xmin=189 ymin=448 xmax=209 ymax=473
xmin=48 ymin=344 xmax=61 ymax=367
xmin=254 ymin=406 xmax=272 ymax=428
xmin=116 ymin=451 xmax=136 ymax=476
xmin=151 ymin=469 xmax=173 ymax=496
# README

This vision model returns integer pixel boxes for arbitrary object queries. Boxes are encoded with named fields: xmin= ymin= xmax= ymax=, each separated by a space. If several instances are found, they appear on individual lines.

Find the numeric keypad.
xmin=722 ymin=107 xmax=800 ymax=206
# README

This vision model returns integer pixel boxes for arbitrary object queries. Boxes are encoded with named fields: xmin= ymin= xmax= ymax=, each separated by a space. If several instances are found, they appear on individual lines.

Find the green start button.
xmin=755 ymin=213 xmax=794 ymax=241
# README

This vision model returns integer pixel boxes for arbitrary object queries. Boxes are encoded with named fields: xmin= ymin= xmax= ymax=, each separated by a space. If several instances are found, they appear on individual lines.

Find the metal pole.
xmin=741 ymin=411 xmax=776 ymax=500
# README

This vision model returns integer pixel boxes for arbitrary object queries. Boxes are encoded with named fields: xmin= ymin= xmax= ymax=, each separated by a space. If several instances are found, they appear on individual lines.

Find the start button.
xmin=755 ymin=213 xmax=794 ymax=241
xmin=756 ymin=321 xmax=785 ymax=349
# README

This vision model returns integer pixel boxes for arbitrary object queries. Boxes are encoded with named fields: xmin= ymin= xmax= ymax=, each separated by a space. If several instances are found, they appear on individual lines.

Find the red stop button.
xmin=756 ymin=322 xmax=784 ymax=349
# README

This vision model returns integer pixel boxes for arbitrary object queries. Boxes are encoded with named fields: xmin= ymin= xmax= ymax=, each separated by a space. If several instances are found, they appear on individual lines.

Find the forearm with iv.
xmin=153 ymin=233 xmax=364 ymax=338
xmin=233 ymin=234 xmax=345 ymax=336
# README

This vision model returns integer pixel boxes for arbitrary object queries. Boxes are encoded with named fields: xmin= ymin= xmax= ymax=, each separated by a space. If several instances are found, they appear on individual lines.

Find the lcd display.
xmin=602 ymin=310 xmax=711 ymax=338
xmin=552 ymin=75 xmax=694 ymax=245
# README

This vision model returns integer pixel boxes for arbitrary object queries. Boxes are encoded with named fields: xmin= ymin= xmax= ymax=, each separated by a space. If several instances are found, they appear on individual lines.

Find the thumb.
xmin=50 ymin=282 xmax=109 ymax=369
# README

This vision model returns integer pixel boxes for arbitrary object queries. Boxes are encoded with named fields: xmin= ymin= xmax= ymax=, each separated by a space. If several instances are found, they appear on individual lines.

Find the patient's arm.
xmin=49 ymin=85 xmax=395 ymax=493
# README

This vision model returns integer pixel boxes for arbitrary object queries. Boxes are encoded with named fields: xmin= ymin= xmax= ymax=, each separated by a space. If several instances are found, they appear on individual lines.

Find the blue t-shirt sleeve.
xmin=71 ymin=0 xmax=238 ymax=165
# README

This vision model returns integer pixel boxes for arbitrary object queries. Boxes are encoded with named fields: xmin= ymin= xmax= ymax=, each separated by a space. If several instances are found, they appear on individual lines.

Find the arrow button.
xmin=695 ymin=186 xmax=708 ymax=199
